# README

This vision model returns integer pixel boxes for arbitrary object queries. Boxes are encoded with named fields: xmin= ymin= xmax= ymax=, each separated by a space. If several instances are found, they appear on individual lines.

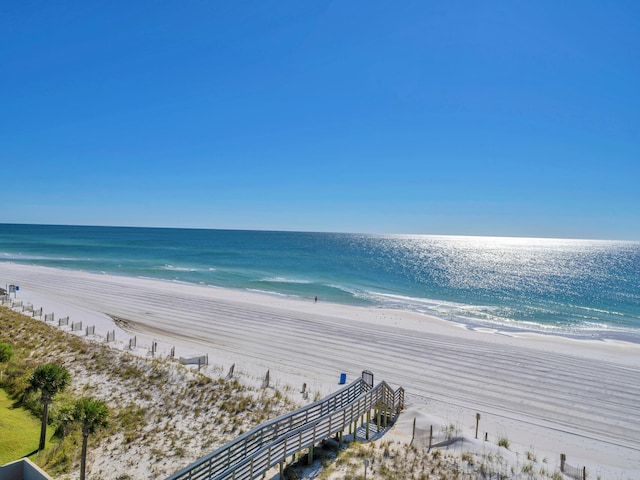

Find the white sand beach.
xmin=2 ymin=262 xmax=639 ymax=478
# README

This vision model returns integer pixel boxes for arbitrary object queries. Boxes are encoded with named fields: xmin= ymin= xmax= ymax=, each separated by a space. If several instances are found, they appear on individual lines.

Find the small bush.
xmin=498 ymin=436 xmax=510 ymax=449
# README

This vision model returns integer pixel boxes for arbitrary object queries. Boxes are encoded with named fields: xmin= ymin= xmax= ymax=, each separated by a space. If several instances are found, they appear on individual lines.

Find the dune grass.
xmin=0 ymin=304 xmax=302 ymax=478
xmin=0 ymin=387 xmax=54 ymax=464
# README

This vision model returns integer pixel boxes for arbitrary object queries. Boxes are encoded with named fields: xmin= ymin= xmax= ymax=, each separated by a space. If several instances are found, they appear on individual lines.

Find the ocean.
xmin=1 ymin=223 xmax=639 ymax=342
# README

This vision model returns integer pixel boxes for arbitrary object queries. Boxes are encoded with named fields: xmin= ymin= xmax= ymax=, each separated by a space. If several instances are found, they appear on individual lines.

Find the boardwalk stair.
xmin=167 ymin=371 xmax=404 ymax=480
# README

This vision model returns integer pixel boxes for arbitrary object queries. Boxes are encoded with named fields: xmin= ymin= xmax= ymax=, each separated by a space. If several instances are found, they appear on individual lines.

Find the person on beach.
xmin=314 ymin=296 xmax=318 ymax=303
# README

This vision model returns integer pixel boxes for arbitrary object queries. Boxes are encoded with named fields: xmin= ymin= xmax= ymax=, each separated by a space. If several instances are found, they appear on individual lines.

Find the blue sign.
xmin=15 ymin=286 xmax=19 ymax=291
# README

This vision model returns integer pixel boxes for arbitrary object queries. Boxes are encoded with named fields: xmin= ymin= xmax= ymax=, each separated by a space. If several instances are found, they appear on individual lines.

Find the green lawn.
xmin=0 ymin=388 xmax=52 ymax=464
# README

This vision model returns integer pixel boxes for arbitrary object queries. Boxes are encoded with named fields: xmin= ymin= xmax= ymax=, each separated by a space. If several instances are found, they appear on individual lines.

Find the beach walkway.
xmin=167 ymin=374 xmax=404 ymax=480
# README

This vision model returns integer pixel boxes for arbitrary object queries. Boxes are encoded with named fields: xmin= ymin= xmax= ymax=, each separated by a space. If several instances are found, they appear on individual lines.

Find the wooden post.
xmin=279 ymin=462 xmax=284 ymax=477
xmin=583 ymin=466 xmax=586 ymax=480
xmin=484 ymin=432 xmax=488 ymax=442
xmin=428 ymin=425 xmax=433 ymax=451
xmin=475 ymin=413 xmax=481 ymax=439
xmin=308 ymin=444 xmax=314 ymax=465
xmin=377 ymin=408 xmax=381 ymax=432
xmin=411 ymin=417 xmax=416 ymax=445
xmin=366 ymin=410 xmax=371 ymax=440
xmin=560 ymin=454 xmax=566 ymax=472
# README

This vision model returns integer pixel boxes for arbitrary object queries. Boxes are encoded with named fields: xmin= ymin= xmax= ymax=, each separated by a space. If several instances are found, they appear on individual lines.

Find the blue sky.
xmin=1 ymin=1 xmax=638 ymax=239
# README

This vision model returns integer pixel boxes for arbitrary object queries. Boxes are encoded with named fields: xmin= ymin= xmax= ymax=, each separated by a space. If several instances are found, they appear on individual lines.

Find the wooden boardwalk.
xmin=167 ymin=373 xmax=404 ymax=480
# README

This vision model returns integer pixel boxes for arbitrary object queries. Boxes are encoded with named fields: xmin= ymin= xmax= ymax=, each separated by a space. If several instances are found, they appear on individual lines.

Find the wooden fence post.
xmin=560 ymin=454 xmax=566 ymax=472
xmin=475 ymin=413 xmax=480 ymax=439
xmin=411 ymin=417 xmax=416 ymax=445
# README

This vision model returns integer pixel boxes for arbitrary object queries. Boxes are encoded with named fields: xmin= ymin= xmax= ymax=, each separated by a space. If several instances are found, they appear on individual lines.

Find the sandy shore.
xmin=2 ymin=262 xmax=639 ymax=478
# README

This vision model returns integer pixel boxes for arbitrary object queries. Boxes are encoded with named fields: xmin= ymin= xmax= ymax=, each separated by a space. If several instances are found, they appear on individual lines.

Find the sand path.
xmin=2 ymin=263 xmax=639 ymax=478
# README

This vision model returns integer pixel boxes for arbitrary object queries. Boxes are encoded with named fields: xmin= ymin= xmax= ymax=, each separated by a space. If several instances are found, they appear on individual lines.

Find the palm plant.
xmin=74 ymin=397 xmax=109 ymax=480
xmin=28 ymin=363 xmax=71 ymax=451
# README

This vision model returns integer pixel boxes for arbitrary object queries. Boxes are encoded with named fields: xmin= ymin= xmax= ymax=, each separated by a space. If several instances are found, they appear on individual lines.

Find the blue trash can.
xmin=339 ymin=373 xmax=347 ymax=384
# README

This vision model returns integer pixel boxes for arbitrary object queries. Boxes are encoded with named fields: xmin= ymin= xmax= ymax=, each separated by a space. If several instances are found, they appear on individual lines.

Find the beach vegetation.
xmin=38 ymin=428 xmax=82 ymax=475
xmin=0 ymin=342 xmax=12 ymax=384
xmin=522 ymin=462 xmax=534 ymax=473
xmin=0 ymin=305 xmax=299 ymax=478
xmin=441 ymin=421 xmax=460 ymax=441
xmin=27 ymin=363 xmax=71 ymax=451
xmin=74 ymin=397 xmax=110 ymax=480
xmin=0 ymin=342 xmax=13 ymax=363
xmin=498 ymin=436 xmax=510 ymax=449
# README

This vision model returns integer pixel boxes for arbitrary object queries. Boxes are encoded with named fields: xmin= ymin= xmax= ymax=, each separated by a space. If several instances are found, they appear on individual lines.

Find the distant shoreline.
xmin=2 ymin=257 xmax=639 ymax=345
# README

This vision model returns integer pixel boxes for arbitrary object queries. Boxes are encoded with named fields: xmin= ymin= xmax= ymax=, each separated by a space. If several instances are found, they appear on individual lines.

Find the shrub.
xmin=497 ymin=436 xmax=510 ymax=449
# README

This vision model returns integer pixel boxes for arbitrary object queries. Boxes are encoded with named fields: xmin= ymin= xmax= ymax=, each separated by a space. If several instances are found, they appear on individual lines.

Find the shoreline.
xmin=3 ymin=259 xmax=640 ymax=346
xmin=2 ymin=262 xmax=640 ymax=477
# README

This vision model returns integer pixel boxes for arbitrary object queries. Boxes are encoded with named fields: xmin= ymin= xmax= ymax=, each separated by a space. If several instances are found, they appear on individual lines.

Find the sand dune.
xmin=2 ymin=262 xmax=639 ymax=478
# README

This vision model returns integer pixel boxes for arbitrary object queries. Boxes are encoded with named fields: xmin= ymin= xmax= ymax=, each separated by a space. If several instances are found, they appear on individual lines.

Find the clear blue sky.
xmin=1 ymin=1 xmax=639 ymax=239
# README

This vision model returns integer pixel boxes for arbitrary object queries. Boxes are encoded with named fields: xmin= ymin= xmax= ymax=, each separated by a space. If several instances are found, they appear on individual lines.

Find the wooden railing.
xmin=167 ymin=375 xmax=404 ymax=480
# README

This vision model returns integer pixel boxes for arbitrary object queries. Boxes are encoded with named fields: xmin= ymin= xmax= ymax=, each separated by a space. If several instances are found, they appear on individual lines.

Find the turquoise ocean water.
xmin=1 ymin=224 xmax=639 ymax=342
